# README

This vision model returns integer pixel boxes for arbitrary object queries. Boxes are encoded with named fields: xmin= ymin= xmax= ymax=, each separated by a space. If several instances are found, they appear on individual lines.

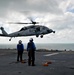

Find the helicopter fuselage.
xmin=0 ymin=25 xmax=55 ymax=41
xmin=8 ymin=25 xmax=55 ymax=37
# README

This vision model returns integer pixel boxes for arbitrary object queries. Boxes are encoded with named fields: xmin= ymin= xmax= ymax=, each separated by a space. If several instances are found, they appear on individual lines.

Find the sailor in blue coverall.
xmin=27 ymin=38 xmax=36 ymax=66
xmin=17 ymin=40 xmax=24 ymax=62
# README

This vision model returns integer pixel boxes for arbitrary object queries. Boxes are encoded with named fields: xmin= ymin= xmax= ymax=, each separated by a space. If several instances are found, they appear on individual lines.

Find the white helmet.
xmin=19 ymin=40 xmax=22 ymax=44
xmin=29 ymin=38 xmax=33 ymax=41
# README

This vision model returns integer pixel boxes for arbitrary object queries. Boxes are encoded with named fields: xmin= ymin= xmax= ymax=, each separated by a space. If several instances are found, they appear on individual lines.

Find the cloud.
xmin=0 ymin=0 xmax=63 ymax=16
xmin=0 ymin=0 xmax=74 ymax=43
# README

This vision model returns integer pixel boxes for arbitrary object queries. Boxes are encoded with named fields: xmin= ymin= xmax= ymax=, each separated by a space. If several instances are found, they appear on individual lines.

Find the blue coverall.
xmin=27 ymin=41 xmax=36 ymax=66
xmin=17 ymin=44 xmax=24 ymax=61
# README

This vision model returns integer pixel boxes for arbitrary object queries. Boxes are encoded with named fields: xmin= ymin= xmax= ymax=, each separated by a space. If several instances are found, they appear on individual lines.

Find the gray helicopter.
xmin=0 ymin=19 xmax=55 ymax=41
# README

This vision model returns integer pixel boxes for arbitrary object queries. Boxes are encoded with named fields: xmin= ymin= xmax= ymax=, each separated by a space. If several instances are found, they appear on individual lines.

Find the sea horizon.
xmin=0 ymin=43 xmax=74 ymax=51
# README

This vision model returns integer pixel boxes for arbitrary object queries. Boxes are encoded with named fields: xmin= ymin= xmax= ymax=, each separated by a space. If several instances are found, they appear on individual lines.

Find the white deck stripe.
xmin=44 ymin=53 xmax=59 ymax=56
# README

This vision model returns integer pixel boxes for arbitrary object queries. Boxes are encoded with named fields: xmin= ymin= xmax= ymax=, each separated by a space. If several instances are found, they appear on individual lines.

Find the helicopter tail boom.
xmin=0 ymin=27 xmax=8 ymax=36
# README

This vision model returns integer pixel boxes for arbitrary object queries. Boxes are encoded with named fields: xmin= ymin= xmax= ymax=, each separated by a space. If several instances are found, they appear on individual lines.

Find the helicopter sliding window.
xmin=42 ymin=27 xmax=46 ymax=29
xmin=36 ymin=27 xmax=40 ymax=32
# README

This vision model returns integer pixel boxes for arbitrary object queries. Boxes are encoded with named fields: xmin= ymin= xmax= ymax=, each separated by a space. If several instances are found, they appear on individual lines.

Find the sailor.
xmin=17 ymin=40 xmax=24 ymax=62
xmin=27 ymin=38 xmax=36 ymax=66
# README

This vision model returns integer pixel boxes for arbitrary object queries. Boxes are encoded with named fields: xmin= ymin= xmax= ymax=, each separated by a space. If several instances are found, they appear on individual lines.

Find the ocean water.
xmin=0 ymin=43 xmax=74 ymax=51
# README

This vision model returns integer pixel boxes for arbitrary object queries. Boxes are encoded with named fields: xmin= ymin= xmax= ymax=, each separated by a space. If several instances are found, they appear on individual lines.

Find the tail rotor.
xmin=0 ymin=27 xmax=4 ymax=30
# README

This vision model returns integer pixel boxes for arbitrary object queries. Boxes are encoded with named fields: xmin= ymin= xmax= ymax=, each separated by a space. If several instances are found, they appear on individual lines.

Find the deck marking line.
xmin=44 ymin=53 xmax=59 ymax=56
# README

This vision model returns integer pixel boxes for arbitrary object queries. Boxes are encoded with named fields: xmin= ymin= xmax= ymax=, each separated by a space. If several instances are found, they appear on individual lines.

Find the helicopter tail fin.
xmin=0 ymin=27 xmax=8 ymax=36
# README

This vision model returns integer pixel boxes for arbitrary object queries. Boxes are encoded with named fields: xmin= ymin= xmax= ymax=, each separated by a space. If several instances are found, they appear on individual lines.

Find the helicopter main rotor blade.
xmin=8 ymin=22 xmax=32 ymax=24
xmin=8 ymin=17 xmax=39 ymax=25
xmin=28 ymin=17 xmax=39 ymax=25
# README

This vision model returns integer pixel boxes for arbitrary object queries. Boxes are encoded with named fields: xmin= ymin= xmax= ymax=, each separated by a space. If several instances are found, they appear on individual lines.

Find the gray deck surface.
xmin=0 ymin=50 xmax=74 ymax=75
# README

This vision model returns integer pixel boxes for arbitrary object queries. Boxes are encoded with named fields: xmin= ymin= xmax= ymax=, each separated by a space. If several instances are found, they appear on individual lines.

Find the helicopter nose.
xmin=47 ymin=29 xmax=53 ymax=33
xmin=53 ymin=31 xmax=55 ymax=33
xmin=47 ymin=29 xmax=55 ymax=33
xmin=47 ymin=30 xmax=51 ymax=33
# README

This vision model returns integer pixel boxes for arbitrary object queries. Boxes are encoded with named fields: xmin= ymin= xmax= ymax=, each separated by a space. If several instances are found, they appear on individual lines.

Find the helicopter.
xmin=0 ymin=19 xmax=55 ymax=41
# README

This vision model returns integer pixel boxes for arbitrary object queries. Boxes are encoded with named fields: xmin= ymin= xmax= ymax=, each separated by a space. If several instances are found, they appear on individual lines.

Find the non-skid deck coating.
xmin=0 ymin=50 xmax=74 ymax=75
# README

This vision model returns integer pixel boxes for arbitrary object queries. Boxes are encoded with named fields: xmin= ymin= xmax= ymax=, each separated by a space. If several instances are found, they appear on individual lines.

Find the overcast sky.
xmin=0 ymin=0 xmax=74 ymax=44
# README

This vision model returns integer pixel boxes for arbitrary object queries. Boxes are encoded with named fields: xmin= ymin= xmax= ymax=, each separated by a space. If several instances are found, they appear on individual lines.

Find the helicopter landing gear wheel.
xmin=40 ymin=34 xmax=43 ymax=38
xmin=36 ymin=35 xmax=39 ymax=37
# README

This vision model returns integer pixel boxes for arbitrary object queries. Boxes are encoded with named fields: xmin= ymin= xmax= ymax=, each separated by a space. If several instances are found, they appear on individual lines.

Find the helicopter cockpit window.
xmin=20 ymin=27 xmax=27 ymax=31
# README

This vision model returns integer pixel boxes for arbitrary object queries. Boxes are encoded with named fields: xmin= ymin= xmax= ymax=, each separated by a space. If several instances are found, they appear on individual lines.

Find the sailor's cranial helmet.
xmin=29 ymin=38 xmax=33 ymax=42
xmin=19 ymin=40 xmax=22 ymax=44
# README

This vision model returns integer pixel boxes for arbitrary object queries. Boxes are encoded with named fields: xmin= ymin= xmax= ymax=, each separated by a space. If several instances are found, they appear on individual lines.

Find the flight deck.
xmin=0 ymin=50 xmax=74 ymax=75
